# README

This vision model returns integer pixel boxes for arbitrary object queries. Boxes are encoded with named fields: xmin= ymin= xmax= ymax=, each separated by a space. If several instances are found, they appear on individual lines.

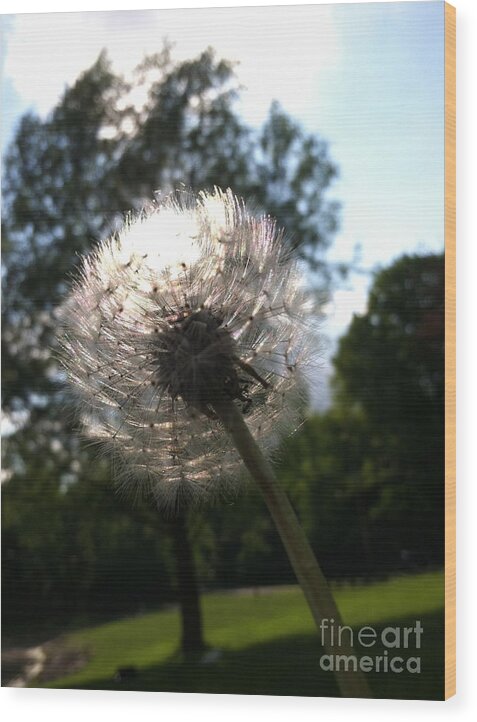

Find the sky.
xmin=0 ymin=1 xmax=445 ymax=403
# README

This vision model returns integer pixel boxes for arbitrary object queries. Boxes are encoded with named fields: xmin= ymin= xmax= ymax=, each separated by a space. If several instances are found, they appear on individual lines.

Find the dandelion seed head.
xmin=59 ymin=187 xmax=318 ymax=513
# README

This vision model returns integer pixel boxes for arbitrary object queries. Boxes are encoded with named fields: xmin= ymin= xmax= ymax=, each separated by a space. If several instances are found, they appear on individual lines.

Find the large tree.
xmin=332 ymin=253 xmax=445 ymax=566
xmin=2 ymin=46 xmax=339 ymax=650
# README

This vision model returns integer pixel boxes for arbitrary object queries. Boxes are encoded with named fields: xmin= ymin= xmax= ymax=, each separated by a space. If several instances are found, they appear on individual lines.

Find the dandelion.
xmin=59 ymin=187 xmax=371 ymax=698
xmin=60 ymin=187 xmax=310 ymax=510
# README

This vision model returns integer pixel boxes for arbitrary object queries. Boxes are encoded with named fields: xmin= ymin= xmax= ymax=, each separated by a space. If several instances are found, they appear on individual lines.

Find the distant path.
xmin=2 ymin=646 xmax=46 ymax=687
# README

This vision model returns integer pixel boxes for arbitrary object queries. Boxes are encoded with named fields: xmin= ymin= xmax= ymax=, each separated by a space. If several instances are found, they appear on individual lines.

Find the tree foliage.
xmin=331 ymin=253 xmax=445 ymax=567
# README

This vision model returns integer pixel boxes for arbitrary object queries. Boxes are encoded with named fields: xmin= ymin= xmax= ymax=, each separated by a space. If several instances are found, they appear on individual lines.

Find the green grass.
xmin=41 ymin=570 xmax=444 ymax=699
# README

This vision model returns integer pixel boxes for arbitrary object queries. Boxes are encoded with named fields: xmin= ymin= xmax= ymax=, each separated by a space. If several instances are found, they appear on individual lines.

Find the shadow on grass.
xmin=62 ymin=610 xmax=444 ymax=700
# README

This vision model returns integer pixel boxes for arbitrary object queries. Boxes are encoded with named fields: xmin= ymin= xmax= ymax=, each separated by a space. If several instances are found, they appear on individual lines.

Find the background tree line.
xmin=1 ymin=46 xmax=444 ymax=637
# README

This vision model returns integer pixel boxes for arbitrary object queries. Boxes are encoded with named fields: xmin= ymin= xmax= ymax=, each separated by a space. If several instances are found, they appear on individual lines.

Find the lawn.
xmin=39 ymin=570 xmax=444 ymax=699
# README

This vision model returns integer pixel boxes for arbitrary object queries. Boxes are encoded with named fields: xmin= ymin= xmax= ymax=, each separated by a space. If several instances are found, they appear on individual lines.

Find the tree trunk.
xmin=170 ymin=512 xmax=205 ymax=656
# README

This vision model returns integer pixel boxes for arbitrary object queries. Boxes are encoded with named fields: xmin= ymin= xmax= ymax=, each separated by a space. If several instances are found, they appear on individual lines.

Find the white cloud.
xmin=4 ymin=5 xmax=341 ymax=126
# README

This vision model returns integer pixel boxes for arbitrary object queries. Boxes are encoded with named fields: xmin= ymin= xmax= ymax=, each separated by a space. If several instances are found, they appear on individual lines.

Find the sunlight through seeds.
xmin=58 ymin=187 xmax=318 ymax=512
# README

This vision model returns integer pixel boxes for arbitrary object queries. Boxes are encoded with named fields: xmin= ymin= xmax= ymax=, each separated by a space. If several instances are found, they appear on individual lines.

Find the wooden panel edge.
xmin=444 ymin=0 xmax=456 ymax=701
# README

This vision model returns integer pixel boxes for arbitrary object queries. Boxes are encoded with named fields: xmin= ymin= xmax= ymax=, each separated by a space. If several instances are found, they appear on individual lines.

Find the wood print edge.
xmin=444 ymin=0 xmax=456 ymax=702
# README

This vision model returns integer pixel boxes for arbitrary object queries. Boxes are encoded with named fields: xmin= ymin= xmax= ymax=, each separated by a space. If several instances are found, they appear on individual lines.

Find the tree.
xmin=332 ymin=253 xmax=445 ymax=567
xmin=2 ymin=46 xmax=339 ymax=650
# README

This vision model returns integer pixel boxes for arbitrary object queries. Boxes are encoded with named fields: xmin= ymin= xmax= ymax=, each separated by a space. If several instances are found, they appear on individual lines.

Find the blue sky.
xmin=1 ymin=1 xmax=445 ymax=400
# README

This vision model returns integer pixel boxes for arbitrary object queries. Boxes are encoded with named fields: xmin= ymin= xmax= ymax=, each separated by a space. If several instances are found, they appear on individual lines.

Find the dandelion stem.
xmin=212 ymin=396 xmax=373 ymax=699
